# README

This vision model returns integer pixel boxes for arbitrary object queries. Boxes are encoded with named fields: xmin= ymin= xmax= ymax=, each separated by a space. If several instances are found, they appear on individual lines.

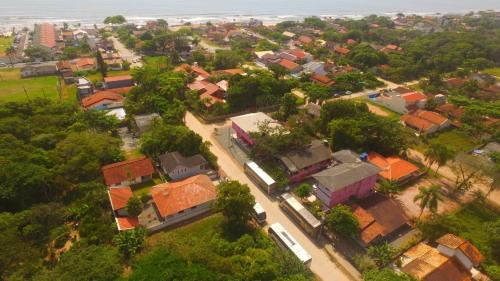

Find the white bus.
xmin=268 ymin=222 xmax=312 ymax=265
xmin=280 ymin=193 xmax=322 ymax=238
xmin=244 ymin=161 xmax=277 ymax=194
xmin=252 ymin=202 xmax=267 ymax=224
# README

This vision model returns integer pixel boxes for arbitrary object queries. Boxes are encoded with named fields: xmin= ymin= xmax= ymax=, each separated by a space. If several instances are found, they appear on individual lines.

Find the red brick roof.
xmin=75 ymin=57 xmax=96 ymax=68
xmin=414 ymin=109 xmax=448 ymax=126
xmin=104 ymin=75 xmax=133 ymax=83
xmin=107 ymin=86 xmax=134 ymax=95
xmin=368 ymin=152 xmax=420 ymax=181
xmin=310 ymin=74 xmax=334 ymax=86
xmin=289 ymin=49 xmax=308 ymax=59
xmin=435 ymin=104 xmax=464 ymax=119
xmin=298 ymin=35 xmax=313 ymax=44
xmin=116 ymin=217 xmax=139 ymax=231
xmin=401 ymin=114 xmax=436 ymax=132
xmin=217 ymin=68 xmax=245 ymax=75
xmin=334 ymin=46 xmax=350 ymax=55
xmin=38 ymin=23 xmax=56 ymax=48
xmin=108 ymin=186 xmax=133 ymax=211
xmin=278 ymin=59 xmax=300 ymax=71
xmin=151 ymin=174 xmax=216 ymax=218
xmin=101 ymin=157 xmax=155 ymax=186
xmin=174 ymin=63 xmax=210 ymax=79
xmin=81 ymin=91 xmax=124 ymax=108
xmin=401 ymin=91 xmax=427 ymax=104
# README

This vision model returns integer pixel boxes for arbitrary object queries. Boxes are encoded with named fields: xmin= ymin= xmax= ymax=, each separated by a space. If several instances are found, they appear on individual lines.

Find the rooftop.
xmin=81 ymin=91 xmax=124 ymax=108
xmin=104 ymin=75 xmax=133 ymax=83
xmin=230 ymin=112 xmax=281 ymax=134
xmin=312 ymin=161 xmax=379 ymax=193
xmin=108 ymin=186 xmax=133 ymax=211
xmin=367 ymin=152 xmax=420 ymax=181
xmin=158 ymin=151 xmax=207 ymax=173
xmin=151 ymin=174 xmax=216 ymax=218
xmin=278 ymin=139 xmax=332 ymax=173
xmin=101 ymin=157 xmax=155 ymax=186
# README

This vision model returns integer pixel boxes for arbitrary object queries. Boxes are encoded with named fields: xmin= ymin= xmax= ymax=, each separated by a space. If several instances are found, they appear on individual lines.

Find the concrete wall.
xmin=375 ymin=96 xmax=407 ymax=114
xmin=148 ymin=200 xmax=214 ymax=232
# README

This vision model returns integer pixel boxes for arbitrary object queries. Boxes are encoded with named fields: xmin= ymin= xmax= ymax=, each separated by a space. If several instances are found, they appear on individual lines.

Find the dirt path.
xmin=366 ymin=103 xmax=389 ymax=117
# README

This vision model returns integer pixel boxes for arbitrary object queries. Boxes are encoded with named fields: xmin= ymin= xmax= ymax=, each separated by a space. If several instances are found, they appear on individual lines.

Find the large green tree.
xmin=216 ymin=181 xmax=255 ymax=228
xmin=325 ymin=204 xmax=359 ymax=237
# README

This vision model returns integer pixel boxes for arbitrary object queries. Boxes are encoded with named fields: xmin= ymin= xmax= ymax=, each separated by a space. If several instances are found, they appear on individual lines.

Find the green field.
xmin=483 ymin=67 xmax=500 ymax=78
xmin=0 ymin=68 xmax=62 ymax=102
xmin=422 ymin=130 xmax=478 ymax=154
xmin=0 ymin=36 xmax=13 ymax=54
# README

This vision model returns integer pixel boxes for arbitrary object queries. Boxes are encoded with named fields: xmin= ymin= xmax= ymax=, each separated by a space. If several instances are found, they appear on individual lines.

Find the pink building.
xmin=278 ymin=139 xmax=333 ymax=183
xmin=230 ymin=112 xmax=282 ymax=146
xmin=312 ymin=150 xmax=380 ymax=208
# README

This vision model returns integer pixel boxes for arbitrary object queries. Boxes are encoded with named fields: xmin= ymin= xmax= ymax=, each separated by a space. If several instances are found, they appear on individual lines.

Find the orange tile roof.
xmin=436 ymin=234 xmax=484 ymax=266
xmin=75 ymin=57 xmax=96 ymax=68
xmin=104 ymin=75 xmax=133 ymax=83
xmin=278 ymin=59 xmax=300 ymax=71
xmin=310 ymin=74 xmax=334 ymax=86
xmin=38 ymin=23 xmax=56 ymax=48
xmin=414 ymin=110 xmax=448 ymax=126
xmin=81 ymin=91 xmax=124 ymax=108
xmin=218 ymin=68 xmax=245 ymax=75
xmin=174 ymin=63 xmax=210 ymax=79
xmin=401 ymin=114 xmax=435 ymax=132
xmin=401 ymin=91 xmax=427 ymax=103
xmin=116 ymin=217 xmax=139 ymax=231
xmin=368 ymin=152 xmax=420 ymax=181
xmin=289 ymin=49 xmax=308 ymax=59
xmin=107 ymin=86 xmax=134 ymax=95
xmin=151 ymin=174 xmax=216 ymax=218
xmin=334 ymin=46 xmax=350 ymax=55
xmin=298 ymin=35 xmax=313 ymax=44
xmin=101 ymin=157 xmax=155 ymax=186
xmin=435 ymin=104 xmax=464 ymax=119
xmin=347 ymin=39 xmax=356 ymax=45
xmin=108 ymin=186 xmax=133 ymax=211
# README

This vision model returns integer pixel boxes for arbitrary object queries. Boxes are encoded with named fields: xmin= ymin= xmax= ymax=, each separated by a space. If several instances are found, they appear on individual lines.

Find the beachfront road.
xmin=110 ymin=36 xmax=142 ymax=68
xmin=184 ymin=111 xmax=360 ymax=281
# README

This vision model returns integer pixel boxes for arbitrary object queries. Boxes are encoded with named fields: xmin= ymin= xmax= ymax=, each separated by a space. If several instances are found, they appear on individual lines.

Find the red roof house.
xmin=278 ymin=59 xmax=302 ymax=73
xmin=334 ymin=46 xmax=350 ymax=55
xmin=151 ymin=175 xmax=217 ymax=223
xmin=310 ymin=74 xmax=334 ymax=86
xmin=368 ymin=152 xmax=420 ymax=183
xmin=81 ymin=91 xmax=124 ymax=110
xmin=101 ymin=157 xmax=155 ymax=187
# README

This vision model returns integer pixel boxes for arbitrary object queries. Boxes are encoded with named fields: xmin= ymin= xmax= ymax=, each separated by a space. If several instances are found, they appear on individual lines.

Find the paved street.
xmin=185 ymin=112 xmax=360 ymax=281
xmin=110 ymin=36 xmax=142 ymax=68
xmin=198 ymin=39 xmax=229 ymax=53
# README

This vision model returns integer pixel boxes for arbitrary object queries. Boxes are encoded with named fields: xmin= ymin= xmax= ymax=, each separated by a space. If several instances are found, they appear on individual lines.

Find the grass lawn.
xmin=418 ymin=130 xmax=478 ymax=154
xmin=0 ymin=36 xmax=13 ymax=54
xmin=84 ymin=69 xmax=132 ymax=86
xmin=131 ymin=176 xmax=163 ymax=197
xmin=0 ymin=68 xmax=62 ymax=102
xmin=483 ymin=67 xmax=500 ymax=78
xmin=143 ymin=56 xmax=168 ymax=68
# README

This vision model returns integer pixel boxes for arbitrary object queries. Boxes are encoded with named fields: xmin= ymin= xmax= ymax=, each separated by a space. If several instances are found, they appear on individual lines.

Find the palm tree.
xmin=414 ymin=184 xmax=444 ymax=219
xmin=425 ymin=143 xmax=454 ymax=174
xmin=6 ymin=46 xmax=16 ymax=66
xmin=378 ymin=179 xmax=400 ymax=197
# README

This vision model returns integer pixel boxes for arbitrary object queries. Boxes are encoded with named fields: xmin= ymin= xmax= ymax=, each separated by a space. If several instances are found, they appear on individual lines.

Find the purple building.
xmin=230 ymin=112 xmax=282 ymax=146
xmin=312 ymin=150 xmax=380 ymax=208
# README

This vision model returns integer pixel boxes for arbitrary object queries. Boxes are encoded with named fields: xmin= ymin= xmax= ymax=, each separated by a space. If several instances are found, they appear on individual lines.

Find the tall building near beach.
xmin=33 ymin=23 xmax=56 ymax=49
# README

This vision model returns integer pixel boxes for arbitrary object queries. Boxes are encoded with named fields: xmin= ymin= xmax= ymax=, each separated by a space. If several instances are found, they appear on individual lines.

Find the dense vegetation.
xmin=132 ymin=215 xmax=313 ymax=281
xmin=0 ymin=99 xmax=122 ymax=280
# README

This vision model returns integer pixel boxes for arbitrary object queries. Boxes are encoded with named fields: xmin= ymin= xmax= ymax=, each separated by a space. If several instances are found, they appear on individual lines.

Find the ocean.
xmin=1 ymin=0 xmax=500 ymax=29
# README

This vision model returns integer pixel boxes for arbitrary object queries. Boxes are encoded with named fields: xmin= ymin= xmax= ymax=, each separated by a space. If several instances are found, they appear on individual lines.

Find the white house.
xmin=158 ymin=151 xmax=208 ymax=180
